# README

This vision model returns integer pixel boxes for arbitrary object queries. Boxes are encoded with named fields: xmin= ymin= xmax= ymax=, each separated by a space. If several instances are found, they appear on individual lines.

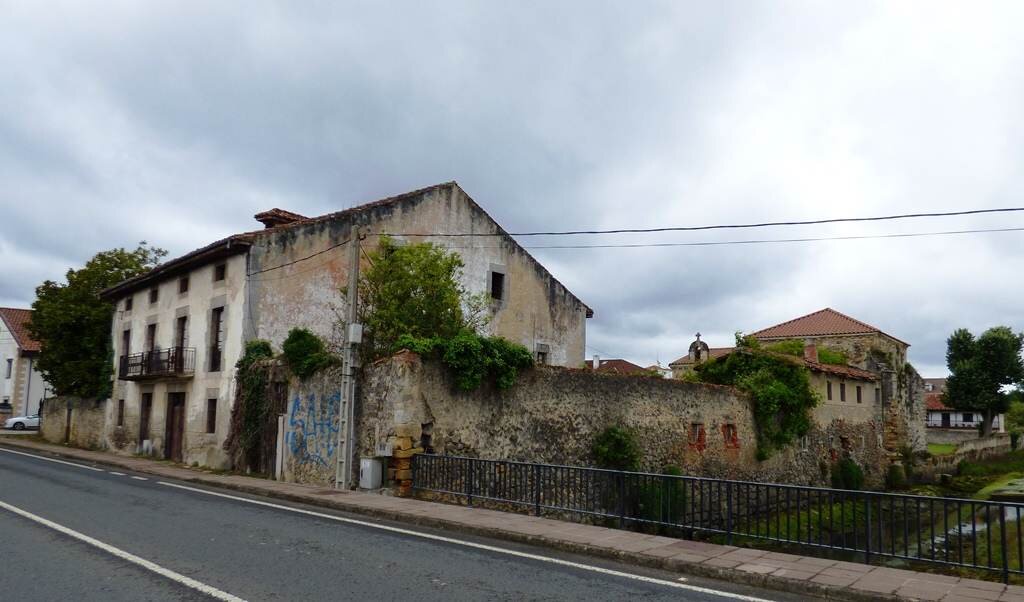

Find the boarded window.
xmin=688 ymin=423 xmax=706 ymax=451
xmin=206 ymin=399 xmax=217 ymax=434
xmin=117 ymin=399 xmax=125 ymax=427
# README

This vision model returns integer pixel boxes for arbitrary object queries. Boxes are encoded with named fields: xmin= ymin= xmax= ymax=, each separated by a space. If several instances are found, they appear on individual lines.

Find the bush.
xmin=763 ymin=340 xmax=805 ymax=357
xmin=395 ymin=330 xmax=533 ymax=391
xmin=885 ymin=464 xmax=908 ymax=490
xmin=830 ymin=458 xmax=865 ymax=490
xmin=592 ymin=426 xmax=642 ymax=471
xmin=816 ymin=348 xmax=848 ymax=365
xmin=282 ymin=328 xmax=336 ymax=379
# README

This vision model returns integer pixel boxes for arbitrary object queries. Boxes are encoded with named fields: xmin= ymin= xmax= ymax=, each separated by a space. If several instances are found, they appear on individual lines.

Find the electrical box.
xmin=359 ymin=457 xmax=382 ymax=489
xmin=375 ymin=441 xmax=393 ymax=457
xmin=347 ymin=323 xmax=363 ymax=344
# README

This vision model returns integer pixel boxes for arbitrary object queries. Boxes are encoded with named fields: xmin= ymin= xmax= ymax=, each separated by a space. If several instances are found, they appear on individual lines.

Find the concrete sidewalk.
xmin=2 ymin=437 xmax=1022 ymax=602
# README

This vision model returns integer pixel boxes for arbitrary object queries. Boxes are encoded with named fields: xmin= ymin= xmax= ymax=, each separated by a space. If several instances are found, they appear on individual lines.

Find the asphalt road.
xmin=0 ymin=447 xmax=803 ymax=601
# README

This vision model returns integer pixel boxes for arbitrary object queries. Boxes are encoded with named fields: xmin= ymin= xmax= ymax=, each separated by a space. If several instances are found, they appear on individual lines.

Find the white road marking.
xmin=132 ymin=476 xmax=148 ymax=481
xmin=109 ymin=471 xmax=126 ymax=476
xmin=159 ymin=482 xmax=775 ymax=601
xmin=0 ymin=447 xmax=103 ymax=472
xmin=0 ymin=498 xmax=245 ymax=602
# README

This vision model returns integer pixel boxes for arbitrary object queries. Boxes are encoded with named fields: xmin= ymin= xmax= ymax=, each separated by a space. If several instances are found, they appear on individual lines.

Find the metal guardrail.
xmin=118 ymin=347 xmax=196 ymax=380
xmin=412 ymin=454 xmax=1024 ymax=582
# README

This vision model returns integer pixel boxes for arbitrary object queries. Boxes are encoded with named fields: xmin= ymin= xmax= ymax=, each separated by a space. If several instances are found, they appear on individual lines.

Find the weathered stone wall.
xmin=282 ymin=366 xmax=344 ymax=485
xmin=40 ymin=396 xmax=108 ymax=450
xmin=926 ymin=428 xmax=982 ymax=445
xmin=356 ymin=352 xmax=893 ymax=489
xmin=246 ymin=183 xmax=589 ymax=367
xmin=916 ymin=434 xmax=1012 ymax=481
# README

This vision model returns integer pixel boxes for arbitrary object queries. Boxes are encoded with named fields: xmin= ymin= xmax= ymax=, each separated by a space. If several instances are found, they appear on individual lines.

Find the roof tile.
xmin=0 ymin=307 xmax=40 ymax=352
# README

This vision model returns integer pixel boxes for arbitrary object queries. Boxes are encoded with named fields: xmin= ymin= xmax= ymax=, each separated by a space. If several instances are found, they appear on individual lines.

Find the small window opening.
xmin=125 ymin=297 xmax=133 ymax=312
xmin=827 ymin=381 xmax=833 ymax=401
xmin=206 ymin=399 xmax=217 ymax=434
xmin=536 ymin=351 xmax=548 ymax=365
xmin=839 ymin=382 xmax=846 ymax=402
xmin=489 ymin=271 xmax=505 ymax=301
xmin=179 ymin=277 xmax=189 ymax=293
xmin=149 ymin=288 xmax=159 ymax=304
xmin=722 ymin=423 xmax=740 ymax=449
xmin=214 ymin=263 xmax=226 ymax=281
xmin=856 ymin=385 xmax=862 ymax=403
xmin=117 ymin=399 xmax=125 ymax=427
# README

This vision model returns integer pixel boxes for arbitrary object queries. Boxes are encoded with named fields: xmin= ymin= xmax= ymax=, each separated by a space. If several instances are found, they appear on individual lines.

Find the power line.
xmin=437 ymin=226 xmax=1024 ymax=250
xmin=246 ymin=238 xmax=351 ymax=276
xmin=390 ymin=206 xmax=1024 ymax=237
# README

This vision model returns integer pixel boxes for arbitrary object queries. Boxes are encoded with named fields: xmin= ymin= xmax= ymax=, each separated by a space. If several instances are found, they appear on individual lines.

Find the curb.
xmin=0 ymin=438 xmax=904 ymax=602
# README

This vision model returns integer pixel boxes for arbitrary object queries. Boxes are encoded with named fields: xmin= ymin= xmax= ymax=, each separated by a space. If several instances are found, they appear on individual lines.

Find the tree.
xmin=944 ymin=327 xmax=1024 ymax=437
xmin=28 ymin=243 xmax=166 ymax=399
xmin=357 ymin=237 xmax=486 ymax=358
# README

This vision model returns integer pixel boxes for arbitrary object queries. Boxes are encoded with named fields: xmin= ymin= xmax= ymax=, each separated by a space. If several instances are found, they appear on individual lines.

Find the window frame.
xmin=179 ymin=276 xmax=190 ymax=294
xmin=5 ymin=358 xmax=12 ymax=379
xmin=206 ymin=398 xmax=217 ymax=434
xmin=839 ymin=382 xmax=846 ymax=402
xmin=209 ymin=306 xmax=225 ymax=372
xmin=213 ymin=263 xmax=227 ymax=282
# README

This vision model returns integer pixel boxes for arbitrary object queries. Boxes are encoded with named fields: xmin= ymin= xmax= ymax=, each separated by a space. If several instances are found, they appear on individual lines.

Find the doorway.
xmin=165 ymin=392 xmax=186 ymax=462
xmin=139 ymin=393 xmax=153 ymax=447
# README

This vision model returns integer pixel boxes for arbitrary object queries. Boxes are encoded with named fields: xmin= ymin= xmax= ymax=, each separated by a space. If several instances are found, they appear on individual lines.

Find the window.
xmin=122 ymin=329 xmax=131 ymax=356
xmin=688 ymin=423 xmax=706 ymax=451
xmin=117 ymin=399 xmax=125 ymax=427
xmin=722 ymin=423 xmax=740 ymax=449
xmin=535 ymin=351 xmax=548 ymax=365
xmin=149 ymin=288 xmax=158 ymax=304
xmin=179 ymin=277 xmax=189 ymax=293
xmin=209 ymin=307 xmax=225 ymax=372
xmin=856 ymin=385 xmax=862 ymax=403
xmin=963 ymin=413 xmax=974 ymax=423
xmin=214 ymin=263 xmax=226 ymax=281
xmin=175 ymin=316 xmax=188 ymax=348
xmin=139 ymin=393 xmax=152 ymax=442
xmin=826 ymin=381 xmax=833 ymax=400
xmin=146 ymin=324 xmax=157 ymax=352
xmin=875 ymin=387 xmax=881 ymax=403
xmin=839 ymin=382 xmax=846 ymax=402
xmin=1 ymin=396 xmax=9 ymax=407
xmin=206 ymin=399 xmax=217 ymax=434
xmin=125 ymin=296 xmax=133 ymax=312
xmin=5 ymin=359 xmax=12 ymax=379
xmin=490 ymin=271 xmax=505 ymax=301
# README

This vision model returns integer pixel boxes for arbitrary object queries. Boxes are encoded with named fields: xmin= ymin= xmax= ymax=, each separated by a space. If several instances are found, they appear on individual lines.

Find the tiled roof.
xmin=584 ymin=359 xmax=646 ymax=374
xmin=668 ymin=347 xmax=735 ymax=367
xmin=751 ymin=308 xmax=908 ymax=346
xmin=926 ymin=393 xmax=950 ymax=411
xmin=668 ymin=346 xmax=877 ymax=381
xmin=0 ymin=307 xmax=41 ymax=352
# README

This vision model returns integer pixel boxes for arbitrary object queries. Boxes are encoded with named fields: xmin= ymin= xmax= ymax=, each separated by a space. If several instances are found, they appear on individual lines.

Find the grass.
xmin=928 ymin=443 xmax=958 ymax=456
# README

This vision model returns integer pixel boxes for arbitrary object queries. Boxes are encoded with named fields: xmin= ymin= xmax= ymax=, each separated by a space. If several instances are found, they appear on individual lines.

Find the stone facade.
xmin=351 ymin=351 xmax=893 ymax=489
xmin=40 ymin=397 xmax=108 ymax=450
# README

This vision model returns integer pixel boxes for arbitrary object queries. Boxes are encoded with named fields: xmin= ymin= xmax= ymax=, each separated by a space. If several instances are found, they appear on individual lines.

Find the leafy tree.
xmin=28 ymin=243 xmax=165 ymax=399
xmin=357 ymin=237 xmax=486 ymax=358
xmin=944 ymin=327 xmax=1024 ymax=437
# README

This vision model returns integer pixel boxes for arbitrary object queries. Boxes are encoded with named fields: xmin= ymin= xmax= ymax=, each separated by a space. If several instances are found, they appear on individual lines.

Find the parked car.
xmin=3 ymin=414 xmax=39 ymax=430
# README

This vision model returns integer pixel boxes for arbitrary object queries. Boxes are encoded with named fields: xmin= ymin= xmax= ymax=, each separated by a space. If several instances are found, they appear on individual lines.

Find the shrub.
xmin=886 ymin=464 xmax=908 ymax=490
xmin=763 ymin=340 xmax=805 ymax=357
xmin=830 ymin=458 xmax=865 ymax=490
xmin=816 ymin=348 xmax=848 ymax=365
xmin=282 ymin=328 xmax=336 ymax=379
xmin=395 ymin=330 xmax=533 ymax=391
xmin=592 ymin=426 xmax=642 ymax=471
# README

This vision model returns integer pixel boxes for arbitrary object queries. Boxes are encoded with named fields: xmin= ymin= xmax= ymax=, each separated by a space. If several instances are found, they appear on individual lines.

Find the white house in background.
xmin=0 ymin=307 xmax=52 ymax=418
xmin=924 ymin=377 xmax=1004 ymax=438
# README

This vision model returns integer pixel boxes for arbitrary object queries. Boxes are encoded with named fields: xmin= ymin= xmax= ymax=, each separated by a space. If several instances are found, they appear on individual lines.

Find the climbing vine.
xmin=694 ymin=336 xmax=819 ymax=460
xmin=224 ymin=339 xmax=283 ymax=472
xmin=395 ymin=330 xmax=534 ymax=391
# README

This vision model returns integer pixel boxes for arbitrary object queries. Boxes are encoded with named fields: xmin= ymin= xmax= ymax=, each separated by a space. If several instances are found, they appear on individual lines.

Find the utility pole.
xmin=335 ymin=228 xmax=363 ymax=489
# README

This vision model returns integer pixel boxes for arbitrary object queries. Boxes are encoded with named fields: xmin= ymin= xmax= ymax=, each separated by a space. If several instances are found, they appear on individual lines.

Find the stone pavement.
xmin=3 ymin=436 xmax=1023 ymax=602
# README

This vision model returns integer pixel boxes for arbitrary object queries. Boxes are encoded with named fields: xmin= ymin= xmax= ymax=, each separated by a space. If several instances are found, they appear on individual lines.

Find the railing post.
xmin=533 ymin=464 xmax=542 ymax=516
xmin=466 ymin=458 xmax=474 ymax=507
xmin=411 ymin=453 xmax=418 ymax=491
xmin=726 ymin=481 xmax=734 ymax=545
xmin=618 ymin=472 xmax=626 ymax=529
xmin=1000 ymin=504 xmax=1009 ymax=584
xmin=865 ymin=495 xmax=872 ymax=565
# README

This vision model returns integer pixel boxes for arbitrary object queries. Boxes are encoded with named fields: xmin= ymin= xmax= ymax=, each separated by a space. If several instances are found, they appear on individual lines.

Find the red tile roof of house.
xmin=926 ymin=393 xmax=950 ymax=411
xmin=0 ymin=307 xmax=41 ymax=353
xmin=585 ymin=359 xmax=646 ymax=374
xmin=668 ymin=346 xmax=877 ymax=381
xmin=751 ymin=308 xmax=909 ymax=346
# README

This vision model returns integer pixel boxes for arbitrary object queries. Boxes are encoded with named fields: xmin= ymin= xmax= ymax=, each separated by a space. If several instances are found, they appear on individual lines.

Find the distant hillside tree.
xmin=29 ymin=243 xmax=166 ymax=399
xmin=944 ymin=327 xmax=1024 ymax=437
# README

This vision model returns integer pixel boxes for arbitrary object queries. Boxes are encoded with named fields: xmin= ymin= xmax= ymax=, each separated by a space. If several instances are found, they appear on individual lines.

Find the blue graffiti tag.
xmin=285 ymin=391 xmax=341 ymax=467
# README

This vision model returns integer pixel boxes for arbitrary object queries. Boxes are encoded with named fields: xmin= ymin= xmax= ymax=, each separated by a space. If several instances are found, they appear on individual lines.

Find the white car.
xmin=3 ymin=414 xmax=39 ymax=431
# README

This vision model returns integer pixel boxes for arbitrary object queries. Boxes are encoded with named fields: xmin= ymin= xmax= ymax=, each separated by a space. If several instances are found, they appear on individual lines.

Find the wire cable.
xmin=388 ymin=207 xmax=1024 ymax=237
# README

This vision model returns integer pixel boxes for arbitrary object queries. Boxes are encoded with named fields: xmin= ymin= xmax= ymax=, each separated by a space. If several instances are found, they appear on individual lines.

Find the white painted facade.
xmin=107 ymin=253 xmax=247 ymax=467
xmin=0 ymin=310 xmax=51 ymax=417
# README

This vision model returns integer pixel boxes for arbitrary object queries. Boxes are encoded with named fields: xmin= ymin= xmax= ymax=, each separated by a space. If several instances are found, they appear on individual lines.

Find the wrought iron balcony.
xmin=118 ymin=347 xmax=196 ymax=381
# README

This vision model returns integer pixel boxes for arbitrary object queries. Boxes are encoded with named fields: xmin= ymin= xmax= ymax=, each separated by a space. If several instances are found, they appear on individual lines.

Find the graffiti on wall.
xmin=286 ymin=390 xmax=340 ymax=468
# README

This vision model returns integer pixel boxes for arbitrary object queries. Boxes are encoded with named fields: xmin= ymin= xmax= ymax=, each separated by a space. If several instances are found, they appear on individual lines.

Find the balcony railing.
xmin=118 ymin=347 xmax=196 ymax=381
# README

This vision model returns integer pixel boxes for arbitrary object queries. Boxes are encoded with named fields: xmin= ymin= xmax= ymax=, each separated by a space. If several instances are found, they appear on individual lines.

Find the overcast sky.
xmin=3 ymin=1 xmax=1023 ymax=376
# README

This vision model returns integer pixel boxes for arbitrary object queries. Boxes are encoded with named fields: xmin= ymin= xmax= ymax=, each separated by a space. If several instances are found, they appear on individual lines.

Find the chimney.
xmin=592 ymin=354 xmax=600 ymax=371
xmin=803 ymin=341 xmax=818 ymax=363
xmin=254 ymin=208 xmax=308 ymax=229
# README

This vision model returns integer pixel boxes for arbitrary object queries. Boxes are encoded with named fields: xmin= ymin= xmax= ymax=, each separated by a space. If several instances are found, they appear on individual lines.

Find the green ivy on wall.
xmin=394 ymin=331 xmax=534 ymax=391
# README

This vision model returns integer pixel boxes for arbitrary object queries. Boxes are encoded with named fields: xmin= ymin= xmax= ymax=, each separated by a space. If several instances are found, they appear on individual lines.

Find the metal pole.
xmin=335 ymin=228 xmax=362 ymax=489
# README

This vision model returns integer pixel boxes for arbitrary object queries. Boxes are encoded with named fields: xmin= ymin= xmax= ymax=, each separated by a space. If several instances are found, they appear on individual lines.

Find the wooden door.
xmin=165 ymin=393 xmax=185 ymax=463
xmin=139 ymin=393 xmax=152 ymax=445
